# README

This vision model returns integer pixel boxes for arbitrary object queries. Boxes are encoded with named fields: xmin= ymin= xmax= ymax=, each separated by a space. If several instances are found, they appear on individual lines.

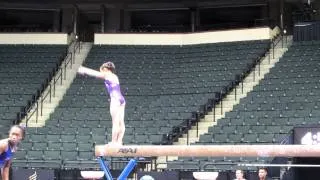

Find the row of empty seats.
xmin=15 ymin=40 xmax=269 ymax=169
xmin=167 ymin=40 xmax=320 ymax=171
xmin=0 ymin=44 xmax=67 ymax=138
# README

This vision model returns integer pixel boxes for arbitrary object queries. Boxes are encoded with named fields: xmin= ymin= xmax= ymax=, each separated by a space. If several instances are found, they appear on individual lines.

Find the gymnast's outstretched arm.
xmin=78 ymin=66 xmax=105 ymax=79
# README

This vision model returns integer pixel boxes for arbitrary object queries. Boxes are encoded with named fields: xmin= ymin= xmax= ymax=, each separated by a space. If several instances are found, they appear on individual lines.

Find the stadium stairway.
xmin=23 ymin=42 xmax=93 ymax=127
xmin=156 ymin=36 xmax=293 ymax=169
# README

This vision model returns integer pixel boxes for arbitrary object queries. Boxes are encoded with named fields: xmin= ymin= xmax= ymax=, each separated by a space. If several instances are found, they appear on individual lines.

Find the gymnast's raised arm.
xmin=78 ymin=66 xmax=106 ymax=80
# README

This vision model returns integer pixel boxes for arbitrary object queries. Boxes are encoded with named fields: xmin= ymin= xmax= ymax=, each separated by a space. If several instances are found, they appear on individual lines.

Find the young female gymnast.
xmin=78 ymin=62 xmax=125 ymax=145
xmin=0 ymin=125 xmax=25 ymax=180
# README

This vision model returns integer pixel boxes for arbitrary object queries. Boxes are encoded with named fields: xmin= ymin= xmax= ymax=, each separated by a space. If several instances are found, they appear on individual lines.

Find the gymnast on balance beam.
xmin=0 ymin=125 xmax=25 ymax=180
xmin=78 ymin=62 xmax=126 ymax=145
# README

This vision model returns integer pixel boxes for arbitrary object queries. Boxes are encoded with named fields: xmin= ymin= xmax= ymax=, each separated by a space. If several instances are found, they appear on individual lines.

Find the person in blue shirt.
xmin=0 ymin=125 xmax=25 ymax=180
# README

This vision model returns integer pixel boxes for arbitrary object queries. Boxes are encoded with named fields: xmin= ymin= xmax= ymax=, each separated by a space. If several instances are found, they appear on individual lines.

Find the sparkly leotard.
xmin=104 ymin=80 xmax=125 ymax=105
xmin=0 ymin=144 xmax=12 ymax=168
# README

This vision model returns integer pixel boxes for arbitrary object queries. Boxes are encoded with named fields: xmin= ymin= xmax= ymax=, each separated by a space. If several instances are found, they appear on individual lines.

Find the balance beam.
xmin=95 ymin=144 xmax=320 ymax=157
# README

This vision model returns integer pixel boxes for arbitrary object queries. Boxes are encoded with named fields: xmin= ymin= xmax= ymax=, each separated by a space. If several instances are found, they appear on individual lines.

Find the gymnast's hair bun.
xmin=102 ymin=61 xmax=115 ymax=70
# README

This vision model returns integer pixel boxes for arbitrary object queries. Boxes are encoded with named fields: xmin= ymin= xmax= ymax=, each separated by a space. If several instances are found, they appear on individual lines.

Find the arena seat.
xmin=18 ymin=40 xmax=269 ymax=169
xmin=168 ymin=40 xmax=320 ymax=171
xmin=0 ymin=44 xmax=67 ymax=138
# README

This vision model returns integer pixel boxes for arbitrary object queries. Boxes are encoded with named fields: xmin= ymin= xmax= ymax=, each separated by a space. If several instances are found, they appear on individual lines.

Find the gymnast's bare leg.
xmin=78 ymin=62 xmax=126 ymax=145
xmin=110 ymin=100 xmax=125 ymax=145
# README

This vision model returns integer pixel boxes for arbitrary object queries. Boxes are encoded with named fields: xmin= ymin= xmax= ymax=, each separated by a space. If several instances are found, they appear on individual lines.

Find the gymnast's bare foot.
xmin=107 ymin=141 xmax=115 ymax=145
xmin=107 ymin=141 xmax=122 ymax=146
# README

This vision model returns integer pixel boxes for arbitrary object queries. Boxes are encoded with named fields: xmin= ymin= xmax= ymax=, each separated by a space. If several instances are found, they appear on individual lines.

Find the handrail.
xmin=271 ymin=32 xmax=284 ymax=59
xmin=64 ymin=52 xmax=73 ymax=79
xmin=180 ymin=36 xmax=285 ymax=145
xmin=53 ymin=67 xmax=64 ymax=97
xmin=21 ymin=40 xmax=80 ymax=127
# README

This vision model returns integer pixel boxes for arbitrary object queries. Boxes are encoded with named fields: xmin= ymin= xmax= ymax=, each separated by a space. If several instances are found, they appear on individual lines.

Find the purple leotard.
xmin=0 ymin=144 xmax=12 ymax=168
xmin=104 ymin=80 xmax=125 ymax=105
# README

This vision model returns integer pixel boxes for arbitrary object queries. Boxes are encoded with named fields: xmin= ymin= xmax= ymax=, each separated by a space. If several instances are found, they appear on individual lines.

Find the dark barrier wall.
xmin=294 ymin=157 xmax=320 ymax=180
xmin=12 ymin=168 xmax=55 ymax=180
xmin=293 ymin=21 xmax=320 ymax=41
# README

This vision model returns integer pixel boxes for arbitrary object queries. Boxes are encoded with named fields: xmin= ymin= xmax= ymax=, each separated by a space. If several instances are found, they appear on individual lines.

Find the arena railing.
xmin=17 ymin=39 xmax=81 ymax=127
